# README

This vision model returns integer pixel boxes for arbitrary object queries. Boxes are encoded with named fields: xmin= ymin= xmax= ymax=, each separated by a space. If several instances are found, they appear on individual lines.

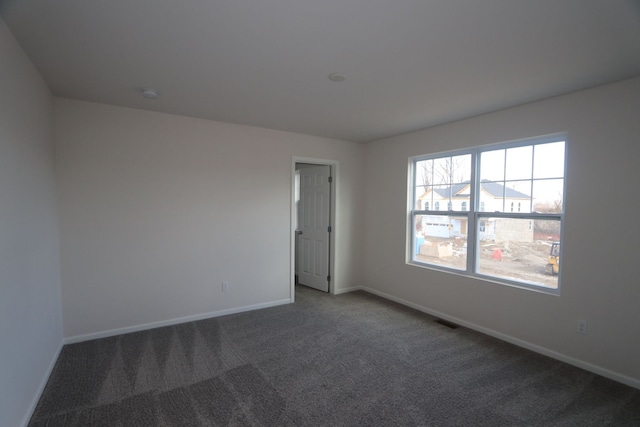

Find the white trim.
xmin=291 ymin=157 xmax=338 ymax=298
xmin=20 ymin=341 xmax=64 ymax=427
xmin=63 ymin=299 xmax=291 ymax=344
xmin=362 ymin=287 xmax=640 ymax=391
xmin=334 ymin=286 xmax=364 ymax=295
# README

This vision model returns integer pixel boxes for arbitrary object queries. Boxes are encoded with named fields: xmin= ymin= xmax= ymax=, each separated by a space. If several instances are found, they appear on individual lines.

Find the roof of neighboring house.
xmin=422 ymin=180 xmax=531 ymax=200
xmin=430 ymin=183 xmax=468 ymax=199
xmin=479 ymin=181 xmax=531 ymax=199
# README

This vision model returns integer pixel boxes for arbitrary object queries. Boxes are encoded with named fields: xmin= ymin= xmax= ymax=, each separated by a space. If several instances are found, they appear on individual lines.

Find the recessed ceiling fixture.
xmin=328 ymin=73 xmax=347 ymax=82
xmin=141 ymin=88 xmax=159 ymax=99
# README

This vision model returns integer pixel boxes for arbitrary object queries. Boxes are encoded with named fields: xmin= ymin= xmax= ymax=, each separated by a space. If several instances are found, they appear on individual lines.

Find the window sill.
xmin=407 ymin=260 xmax=561 ymax=296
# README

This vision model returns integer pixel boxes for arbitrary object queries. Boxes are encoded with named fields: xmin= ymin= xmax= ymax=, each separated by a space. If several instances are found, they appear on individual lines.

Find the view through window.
xmin=410 ymin=135 xmax=566 ymax=291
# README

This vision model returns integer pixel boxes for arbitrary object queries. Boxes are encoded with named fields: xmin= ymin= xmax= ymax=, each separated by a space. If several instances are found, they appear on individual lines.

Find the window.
xmin=410 ymin=134 xmax=566 ymax=292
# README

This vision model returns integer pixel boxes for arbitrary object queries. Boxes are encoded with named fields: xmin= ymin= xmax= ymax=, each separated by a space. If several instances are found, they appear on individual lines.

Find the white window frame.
xmin=408 ymin=133 xmax=567 ymax=293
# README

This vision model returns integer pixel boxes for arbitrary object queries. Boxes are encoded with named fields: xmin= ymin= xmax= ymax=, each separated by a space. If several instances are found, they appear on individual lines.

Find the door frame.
xmin=290 ymin=157 xmax=338 ymax=302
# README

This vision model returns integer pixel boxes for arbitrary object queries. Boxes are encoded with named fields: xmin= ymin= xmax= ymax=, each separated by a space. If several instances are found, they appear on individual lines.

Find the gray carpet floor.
xmin=29 ymin=286 xmax=640 ymax=426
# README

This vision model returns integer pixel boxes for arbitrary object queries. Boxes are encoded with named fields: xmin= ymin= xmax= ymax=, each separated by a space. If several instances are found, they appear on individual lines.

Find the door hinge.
xmin=327 ymin=275 xmax=331 ymax=282
xmin=328 ymin=226 xmax=332 ymax=232
xmin=328 ymin=176 xmax=333 ymax=183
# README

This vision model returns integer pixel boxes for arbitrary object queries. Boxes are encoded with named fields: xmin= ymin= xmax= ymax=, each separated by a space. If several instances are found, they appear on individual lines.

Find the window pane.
xmin=505 ymin=145 xmax=533 ymax=180
xmin=532 ymin=179 xmax=564 ymax=213
xmin=433 ymin=157 xmax=452 ymax=185
xmin=430 ymin=155 xmax=471 ymax=185
xmin=415 ymin=185 xmax=425 ymax=209
xmin=436 ymin=184 xmax=453 ymax=210
xmin=414 ymin=160 xmax=432 ymax=208
xmin=534 ymin=219 xmax=561 ymax=242
xmin=416 ymin=186 xmax=433 ymax=210
xmin=480 ymin=149 xmax=505 ymax=181
xmin=451 ymin=154 xmax=471 ymax=184
xmin=534 ymin=141 xmax=565 ymax=179
xmin=476 ymin=217 xmax=560 ymax=289
xmin=479 ymin=180 xmax=505 ymax=212
xmin=505 ymin=180 xmax=532 ymax=213
xmin=415 ymin=159 xmax=433 ymax=189
xmin=414 ymin=214 xmax=467 ymax=270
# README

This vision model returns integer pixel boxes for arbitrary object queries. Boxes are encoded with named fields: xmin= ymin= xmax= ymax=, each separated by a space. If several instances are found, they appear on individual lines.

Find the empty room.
xmin=1 ymin=0 xmax=640 ymax=425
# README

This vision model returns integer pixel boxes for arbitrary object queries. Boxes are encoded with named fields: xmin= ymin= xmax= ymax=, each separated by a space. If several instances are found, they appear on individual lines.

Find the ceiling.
xmin=2 ymin=0 xmax=640 ymax=143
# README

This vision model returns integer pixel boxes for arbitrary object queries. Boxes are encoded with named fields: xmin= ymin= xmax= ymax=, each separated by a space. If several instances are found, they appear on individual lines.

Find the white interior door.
xmin=297 ymin=165 xmax=331 ymax=292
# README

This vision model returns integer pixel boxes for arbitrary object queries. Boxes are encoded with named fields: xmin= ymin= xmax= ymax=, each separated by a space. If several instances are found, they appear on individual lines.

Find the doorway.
xmin=291 ymin=158 xmax=337 ymax=301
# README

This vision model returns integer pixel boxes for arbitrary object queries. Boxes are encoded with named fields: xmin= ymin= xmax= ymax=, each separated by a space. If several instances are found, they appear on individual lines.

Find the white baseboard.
xmin=334 ymin=285 xmax=364 ymax=295
xmin=21 ymin=340 xmax=64 ymax=427
xmin=64 ymin=299 xmax=292 ymax=344
xmin=362 ymin=287 xmax=640 ymax=391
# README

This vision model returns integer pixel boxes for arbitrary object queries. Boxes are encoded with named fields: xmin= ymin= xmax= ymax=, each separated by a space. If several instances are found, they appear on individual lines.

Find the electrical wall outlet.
xmin=222 ymin=281 xmax=230 ymax=292
xmin=576 ymin=319 xmax=588 ymax=334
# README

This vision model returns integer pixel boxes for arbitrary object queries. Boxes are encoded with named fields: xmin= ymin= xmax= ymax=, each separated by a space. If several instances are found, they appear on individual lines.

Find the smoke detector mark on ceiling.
xmin=141 ymin=88 xmax=159 ymax=99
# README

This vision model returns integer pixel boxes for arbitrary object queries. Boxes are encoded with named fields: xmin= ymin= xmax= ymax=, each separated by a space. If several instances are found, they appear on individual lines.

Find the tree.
xmin=433 ymin=155 xmax=469 ymax=185
xmin=533 ymin=197 xmax=562 ymax=238
xmin=418 ymin=155 xmax=470 ymax=188
xmin=419 ymin=160 xmax=432 ymax=189
xmin=533 ymin=196 xmax=563 ymax=214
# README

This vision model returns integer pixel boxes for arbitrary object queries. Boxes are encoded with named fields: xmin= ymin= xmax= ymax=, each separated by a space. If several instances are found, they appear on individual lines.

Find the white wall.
xmin=363 ymin=77 xmax=640 ymax=388
xmin=55 ymin=99 xmax=364 ymax=339
xmin=0 ymin=18 xmax=63 ymax=427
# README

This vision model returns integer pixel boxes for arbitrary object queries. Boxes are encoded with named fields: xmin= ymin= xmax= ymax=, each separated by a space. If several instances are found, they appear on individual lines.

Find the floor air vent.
xmin=435 ymin=319 xmax=459 ymax=329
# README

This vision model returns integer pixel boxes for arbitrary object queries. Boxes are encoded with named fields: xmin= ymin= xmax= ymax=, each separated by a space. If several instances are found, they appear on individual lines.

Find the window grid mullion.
xmin=467 ymin=150 xmax=478 ymax=274
xmin=530 ymin=145 xmax=536 ymax=212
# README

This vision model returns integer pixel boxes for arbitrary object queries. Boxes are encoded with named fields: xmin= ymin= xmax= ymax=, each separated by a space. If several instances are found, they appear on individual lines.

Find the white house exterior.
xmin=417 ymin=181 xmax=533 ymax=241
xmin=418 ymin=181 xmax=532 ymax=213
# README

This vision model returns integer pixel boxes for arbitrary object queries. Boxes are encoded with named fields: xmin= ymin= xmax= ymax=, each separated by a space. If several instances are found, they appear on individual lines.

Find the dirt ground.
xmin=415 ymin=238 xmax=558 ymax=289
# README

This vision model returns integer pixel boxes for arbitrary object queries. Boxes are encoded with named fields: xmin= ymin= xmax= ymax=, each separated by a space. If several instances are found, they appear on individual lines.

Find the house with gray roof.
xmin=417 ymin=181 xmax=533 ymax=242
xmin=418 ymin=180 xmax=532 ymax=213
